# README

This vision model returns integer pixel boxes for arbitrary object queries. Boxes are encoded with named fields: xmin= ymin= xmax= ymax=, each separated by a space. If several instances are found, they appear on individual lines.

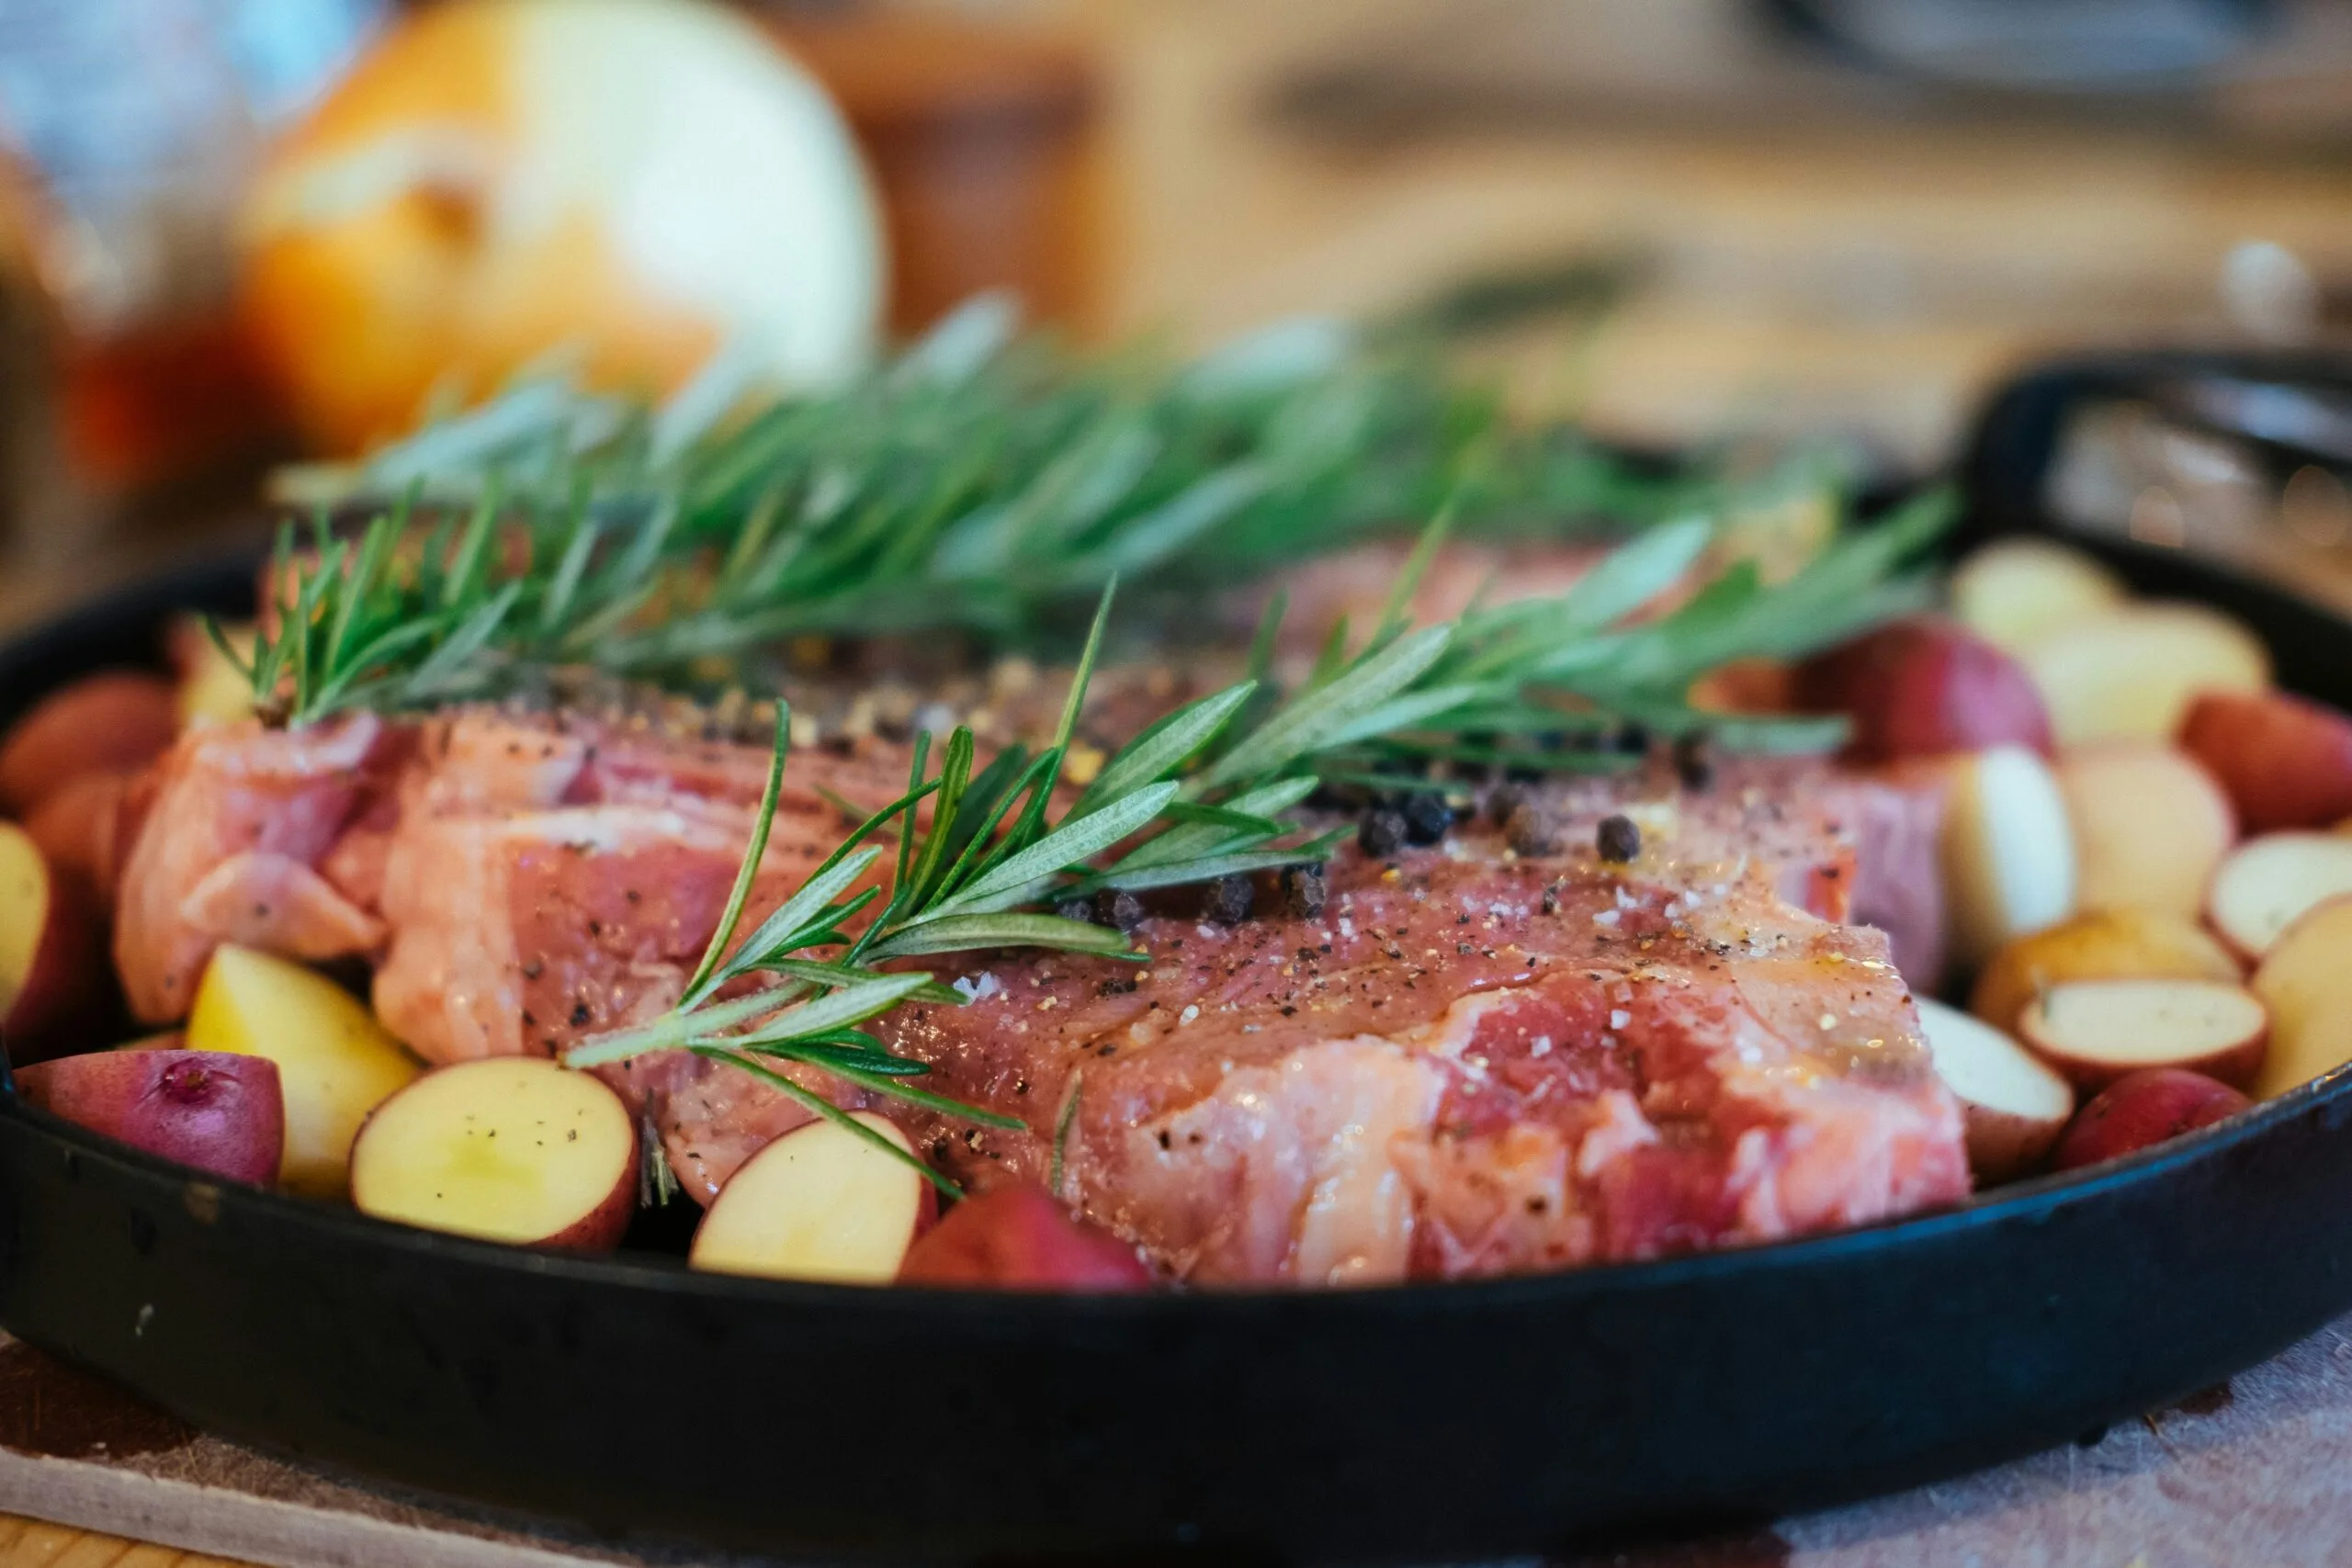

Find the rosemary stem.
xmin=563 ymin=980 xmax=812 ymax=1069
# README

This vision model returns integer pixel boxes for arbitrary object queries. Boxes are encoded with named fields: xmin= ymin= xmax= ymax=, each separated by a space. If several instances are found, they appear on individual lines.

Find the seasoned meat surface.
xmin=112 ymin=699 xmax=1966 ymax=1284
xmin=115 ymin=712 xmax=409 ymax=1020
xmin=871 ymin=818 xmax=1962 ymax=1284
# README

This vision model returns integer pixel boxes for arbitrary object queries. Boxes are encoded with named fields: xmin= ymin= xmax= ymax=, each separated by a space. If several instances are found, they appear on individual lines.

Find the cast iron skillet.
xmin=5 ymin=359 xmax=2352 ymax=1565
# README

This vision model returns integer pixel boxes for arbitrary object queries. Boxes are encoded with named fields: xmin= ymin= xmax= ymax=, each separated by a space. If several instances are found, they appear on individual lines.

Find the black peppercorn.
xmin=1359 ymin=808 xmax=1408 ymax=858
xmin=1613 ymin=722 xmax=1651 ymax=756
xmin=1597 ymin=812 xmax=1642 ymax=863
xmin=1055 ymin=897 xmax=1096 ymax=926
xmin=1399 ymin=791 xmax=1455 ymax=845
xmin=1506 ymin=802 xmax=1563 ymax=858
xmin=1282 ymin=863 xmax=1328 ymax=919
xmin=1202 ymin=874 xmax=1254 ymax=926
xmin=1097 ymin=888 xmax=1147 ymax=933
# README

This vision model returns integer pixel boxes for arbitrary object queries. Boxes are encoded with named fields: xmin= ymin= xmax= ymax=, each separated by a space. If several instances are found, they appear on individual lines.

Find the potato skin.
xmin=1794 ymin=619 xmax=2052 ymax=763
xmin=2051 ymin=1067 xmax=2248 ymax=1171
xmin=2016 ymin=980 xmax=2269 ymax=1092
xmin=2249 ymin=896 xmax=2352 ymax=1100
xmin=1969 ymin=908 xmax=2240 ymax=1038
xmin=349 ymin=1060 xmax=639 ymax=1252
xmin=0 ymin=672 xmax=176 ymax=813
xmin=537 ymin=1166 xmax=639 ymax=1252
xmin=899 ymin=1186 xmax=1153 ymax=1291
xmin=0 ymin=833 xmax=103 ymax=1067
xmin=17 ymin=1049 xmax=284 ymax=1185
xmin=2053 ymin=743 xmax=2236 ymax=921
xmin=2022 ymin=603 xmax=2269 ymax=746
xmin=2179 ymin=691 xmax=2352 ymax=833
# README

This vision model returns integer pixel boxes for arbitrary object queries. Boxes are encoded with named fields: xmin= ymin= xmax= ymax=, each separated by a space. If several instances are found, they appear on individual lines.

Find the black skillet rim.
xmin=1 ymin=359 xmax=2349 ymax=1558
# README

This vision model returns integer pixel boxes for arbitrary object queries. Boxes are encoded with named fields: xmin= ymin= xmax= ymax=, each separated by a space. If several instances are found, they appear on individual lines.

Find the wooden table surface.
xmin=0 ymin=1516 xmax=244 ymax=1568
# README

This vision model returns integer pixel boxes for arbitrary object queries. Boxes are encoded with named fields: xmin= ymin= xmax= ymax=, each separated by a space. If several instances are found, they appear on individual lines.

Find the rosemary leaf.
xmin=862 ymin=912 xmax=1143 ymax=963
xmin=1068 ymin=682 xmax=1255 ymax=821
xmin=689 ymin=1045 xmax=962 ymax=1197
xmin=1203 ymin=622 xmax=1453 ymax=789
xmin=922 ymin=781 xmax=1177 ymax=919
xmin=680 ymin=703 xmax=792 ymax=1005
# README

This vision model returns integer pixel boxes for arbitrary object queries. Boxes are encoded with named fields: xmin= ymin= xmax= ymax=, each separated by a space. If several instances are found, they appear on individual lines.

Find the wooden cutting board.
xmin=6 ymin=1320 xmax=2352 ymax=1568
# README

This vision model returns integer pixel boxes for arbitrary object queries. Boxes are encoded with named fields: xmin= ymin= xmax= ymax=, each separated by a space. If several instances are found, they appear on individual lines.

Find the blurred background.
xmin=2 ymin=0 xmax=2351 ymax=615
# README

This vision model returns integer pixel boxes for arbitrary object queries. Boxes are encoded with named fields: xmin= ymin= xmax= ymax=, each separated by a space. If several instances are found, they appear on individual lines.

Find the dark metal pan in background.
xmin=2 ymin=364 xmax=2351 ymax=1562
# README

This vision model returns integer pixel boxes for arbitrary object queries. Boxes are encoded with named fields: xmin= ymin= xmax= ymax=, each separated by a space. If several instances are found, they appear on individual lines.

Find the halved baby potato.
xmin=2051 ymin=1067 xmax=2251 ymax=1171
xmin=1917 ymin=998 xmax=2075 ymax=1183
xmin=186 ymin=944 xmax=422 ymax=1196
xmin=1936 ymin=745 xmax=2077 ymax=972
xmin=2250 ymin=897 xmax=2352 ymax=1100
xmin=2017 ymin=977 xmax=2268 ymax=1090
xmin=17 ymin=1048 xmax=284 ymax=1186
xmin=2020 ymin=602 xmax=2268 ymax=746
xmin=692 ymin=1111 xmax=935 ymax=1284
xmin=2052 ymin=743 xmax=2235 ymax=922
xmin=2204 ymin=832 xmax=2352 ymax=963
xmin=350 ymin=1058 xmax=637 ymax=1250
xmin=899 ymin=1186 xmax=1152 ymax=1291
xmin=2179 ymin=690 xmax=2352 ymax=833
xmin=0 ymin=820 xmax=98 ymax=1065
xmin=1969 ymin=908 xmax=2243 ymax=1037
xmin=1950 ymin=538 xmax=2128 ymax=654
xmin=0 ymin=671 xmax=178 ymax=813
xmin=1792 ymin=618 xmax=2051 ymax=762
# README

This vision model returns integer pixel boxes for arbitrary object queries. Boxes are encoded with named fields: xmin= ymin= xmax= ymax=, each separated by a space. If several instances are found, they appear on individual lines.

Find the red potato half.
xmin=899 ymin=1186 xmax=1153 ymax=1292
xmin=2051 ymin=1068 xmax=2251 ymax=1172
xmin=2204 ymin=832 xmax=2352 ymax=962
xmin=1936 ymin=745 xmax=2078 ymax=972
xmin=2052 ymin=743 xmax=2236 ymax=922
xmin=1916 ymin=998 xmax=2075 ymax=1184
xmin=1967 ymin=908 xmax=2241 ymax=1038
xmin=2179 ymin=690 xmax=2352 ymax=833
xmin=2016 ymin=978 xmax=2269 ymax=1090
xmin=1792 ymin=619 xmax=2052 ymax=763
xmin=16 ymin=1049 xmax=283 ymax=1186
xmin=2250 ymin=897 xmax=2352 ymax=1100
xmin=0 ymin=821 xmax=99 ymax=1066
xmin=2020 ymin=602 xmax=2269 ymax=746
xmin=0 ymin=671 xmax=177 ymax=813
xmin=350 ymin=1058 xmax=637 ymax=1250
xmin=692 ymin=1112 xmax=936 ymax=1284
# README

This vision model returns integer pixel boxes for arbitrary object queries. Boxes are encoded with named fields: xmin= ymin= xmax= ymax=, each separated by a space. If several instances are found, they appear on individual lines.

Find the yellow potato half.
xmin=187 ymin=945 xmax=422 ymax=1197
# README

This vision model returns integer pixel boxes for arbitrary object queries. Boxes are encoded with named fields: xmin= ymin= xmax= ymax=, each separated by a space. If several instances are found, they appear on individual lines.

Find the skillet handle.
xmin=1956 ymin=349 xmax=2352 ymax=706
xmin=1955 ymin=348 xmax=2352 ymax=556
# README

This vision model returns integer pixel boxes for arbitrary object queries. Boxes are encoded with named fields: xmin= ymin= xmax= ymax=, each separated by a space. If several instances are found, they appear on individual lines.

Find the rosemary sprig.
xmin=241 ymin=301 xmax=1849 ymax=727
xmin=560 ymin=492 xmax=1950 ymax=1187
